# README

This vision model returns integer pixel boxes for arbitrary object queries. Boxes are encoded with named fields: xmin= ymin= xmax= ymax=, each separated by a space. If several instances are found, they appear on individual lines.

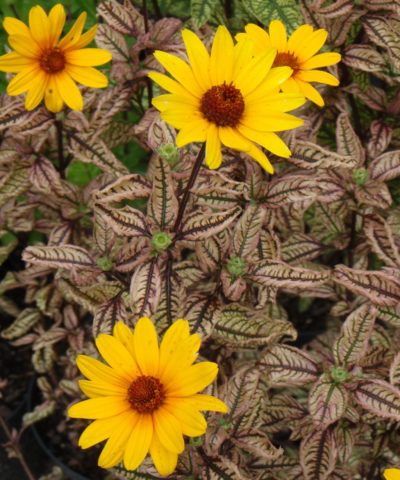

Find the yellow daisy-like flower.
xmin=149 ymin=26 xmax=306 ymax=173
xmin=236 ymin=20 xmax=341 ymax=107
xmin=385 ymin=469 xmax=400 ymax=480
xmin=68 ymin=317 xmax=228 ymax=477
xmin=0 ymin=4 xmax=112 ymax=112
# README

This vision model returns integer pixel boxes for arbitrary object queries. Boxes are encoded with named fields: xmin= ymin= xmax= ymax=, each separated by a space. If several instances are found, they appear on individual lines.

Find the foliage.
xmin=1 ymin=0 xmax=400 ymax=479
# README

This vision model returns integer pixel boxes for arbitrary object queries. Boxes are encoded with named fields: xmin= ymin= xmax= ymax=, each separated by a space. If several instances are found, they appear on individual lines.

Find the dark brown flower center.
xmin=40 ymin=49 xmax=65 ymax=74
xmin=273 ymin=52 xmax=299 ymax=73
xmin=201 ymin=83 xmax=245 ymax=127
xmin=127 ymin=376 xmax=165 ymax=413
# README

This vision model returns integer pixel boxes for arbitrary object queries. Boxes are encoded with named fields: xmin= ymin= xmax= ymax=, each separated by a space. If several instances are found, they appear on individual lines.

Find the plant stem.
xmin=151 ymin=0 xmax=162 ymax=19
xmin=55 ymin=120 xmax=66 ymax=179
xmin=173 ymin=144 xmax=206 ymax=235
xmin=0 ymin=416 xmax=36 ymax=480
xmin=142 ymin=0 xmax=149 ymax=32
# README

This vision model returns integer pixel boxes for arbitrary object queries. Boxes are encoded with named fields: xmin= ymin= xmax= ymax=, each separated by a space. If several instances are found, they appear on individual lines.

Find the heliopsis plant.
xmin=385 ymin=469 xmax=400 ymax=480
xmin=0 ymin=4 xmax=112 ymax=112
xmin=68 ymin=318 xmax=227 ymax=476
xmin=236 ymin=20 xmax=341 ymax=106
xmin=149 ymin=26 xmax=306 ymax=173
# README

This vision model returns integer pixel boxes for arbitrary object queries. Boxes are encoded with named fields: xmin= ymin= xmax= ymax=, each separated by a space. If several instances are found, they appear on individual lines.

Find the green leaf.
xmin=241 ymin=0 xmax=302 ymax=33
xmin=67 ymin=160 xmax=102 ymax=187
xmin=191 ymin=0 xmax=220 ymax=27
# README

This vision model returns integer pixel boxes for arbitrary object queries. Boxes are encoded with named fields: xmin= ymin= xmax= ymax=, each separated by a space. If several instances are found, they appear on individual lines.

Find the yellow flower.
xmin=149 ymin=26 xmax=306 ymax=173
xmin=385 ymin=469 xmax=400 ymax=480
xmin=68 ymin=317 xmax=227 ymax=477
xmin=0 ymin=4 xmax=112 ymax=112
xmin=236 ymin=20 xmax=341 ymax=107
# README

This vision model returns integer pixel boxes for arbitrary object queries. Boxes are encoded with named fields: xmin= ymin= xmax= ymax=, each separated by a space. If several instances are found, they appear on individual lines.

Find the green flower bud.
xmin=96 ymin=256 xmax=114 ymax=272
xmin=227 ymin=256 xmax=247 ymax=278
xmin=352 ymin=168 xmax=369 ymax=186
xmin=330 ymin=366 xmax=349 ymax=384
xmin=189 ymin=436 xmax=203 ymax=447
xmin=158 ymin=143 xmax=179 ymax=164
xmin=218 ymin=417 xmax=230 ymax=431
xmin=151 ymin=231 xmax=172 ymax=252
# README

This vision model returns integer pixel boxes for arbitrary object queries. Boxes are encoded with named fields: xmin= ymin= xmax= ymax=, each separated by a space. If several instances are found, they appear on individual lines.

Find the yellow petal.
xmin=281 ymin=77 xmax=301 ymax=93
xmin=48 ymin=4 xmax=66 ymax=46
xmin=123 ymin=414 xmax=153 ymax=470
xmin=29 ymin=5 xmax=51 ymax=48
xmin=296 ymin=79 xmax=324 ymax=106
xmin=245 ymin=66 xmax=293 ymax=102
xmin=96 ymin=333 xmax=139 ymax=380
xmin=296 ymin=29 xmax=328 ymax=62
xmin=182 ymin=29 xmax=211 ymax=90
xmin=79 ymin=412 xmax=137 ymax=449
xmin=246 ymin=144 xmax=274 ymax=174
xmin=66 ymin=48 xmax=112 ymax=66
xmin=153 ymin=50 xmax=202 ymax=98
xmin=68 ymin=396 xmax=131 ymax=419
xmin=78 ymin=379 xmax=127 ymax=398
xmin=66 ymin=65 xmax=108 ymax=88
xmin=152 ymin=93 xmax=198 ymax=112
xmin=54 ymin=71 xmax=83 ymax=111
xmin=384 ymin=469 xmax=400 ymax=480
xmin=297 ymin=69 xmax=339 ymax=86
xmin=219 ymin=126 xmax=251 ymax=152
xmin=166 ymin=361 xmax=218 ymax=397
xmin=7 ymin=65 xmax=41 ymax=95
xmin=73 ymin=24 xmax=97 ymax=50
xmin=3 ymin=17 xmax=31 ymax=37
xmin=58 ymin=12 xmax=87 ymax=50
xmin=8 ymin=34 xmax=41 ymax=58
xmin=210 ymin=25 xmax=234 ymax=84
xmin=241 ymin=111 xmax=304 ymax=132
xmin=234 ymin=48 xmax=276 ymax=96
xmin=134 ymin=317 xmax=159 ymax=376
xmin=238 ymin=125 xmax=291 ymax=157
xmin=98 ymin=413 xmax=136 ymax=469
xmin=269 ymin=20 xmax=287 ymax=50
xmin=287 ymin=24 xmax=314 ymax=53
xmin=246 ymin=93 xmax=306 ymax=112
xmin=24 ymin=71 xmax=47 ymax=110
xmin=153 ymin=407 xmax=185 ymax=453
xmin=160 ymin=109 xmax=201 ymax=129
xmin=113 ymin=321 xmax=136 ymax=360
xmin=164 ymin=399 xmax=207 ymax=437
xmin=175 ymin=118 xmax=209 ymax=147
xmin=148 ymin=71 xmax=198 ymax=99
xmin=232 ymin=39 xmax=255 ymax=81
xmin=236 ymin=23 xmax=271 ymax=55
xmin=301 ymin=52 xmax=341 ymax=69
xmin=160 ymin=333 xmax=200 ymax=385
xmin=44 ymin=76 xmax=64 ymax=112
xmin=0 ymin=52 xmax=33 ymax=73
xmin=205 ymin=124 xmax=222 ymax=169
xmin=150 ymin=431 xmax=178 ymax=477
xmin=185 ymin=393 xmax=228 ymax=413
xmin=76 ymin=354 xmax=129 ymax=388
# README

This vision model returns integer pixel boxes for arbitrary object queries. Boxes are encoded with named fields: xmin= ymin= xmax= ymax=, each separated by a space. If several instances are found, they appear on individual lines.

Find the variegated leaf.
xmin=318 ymin=0 xmax=353 ymax=17
xmin=250 ymin=260 xmax=329 ymax=288
xmin=68 ymin=133 xmax=128 ymax=176
xmin=130 ymin=260 xmax=161 ymax=317
xmin=281 ymin=234 xmax=323 ymax=264
xmin=263 ymin=175 xmax=319 ymax=207
xmin=233 ymin=204 xmax=265 ymax=258
xmin=1 ymin=308 xmax=41 ymax=340
xmin=333 ymin=304 xmax=377 ymax=366
xmin=289 ymin=141 xmax=355 ymax=170
xmin=308 ymin=374 xmax=348 ymax=428
xmin=336 ymin=113 xmax=364 ymax=165
xmin=32 ymin=327 xmax=67 ymax=350
xmin=179 ymin=206 xmax=241 ymax=241
xmin=328 ymin=9 xmax=365 ymax=47
xmin=353 ymin=379 xmax=400 ymax=420
xmin=183 ymin=293 xmax=219 ymax=338
xmin=390 ymin=352 xmax=400 ymax=387
xmin=96 ymin=174 xmax=151 ymax=204
xmin=367 ymin=120 xmax=392 ymax=158
xmin=115 ymin=238 xmax=150 ymax=272
xmin=96 ymin=204 xmax=150 ymax=237
xmin=260 ymin=345 xmax=319 ymax=386
xmin=30 ymin=155 xmax=64 ymax=194
xmin=232 ymin=428 xmax=283 ymax=461
xmin=154 ymin=274 xmax=184 ymax=328
xmin=196 ymin=235 xmax=225 ymax=274
xmin=369 ymin=150 xmax=400 ymax=182
xmin=263 ymin=394 xmax=307 ymax=433
xmin=364 ymin=0 xmax=400 ymax=12
xmin=333 ymin=265 xmax=400 ymax=306
xmin=94 ymin=213 xmax=116 ymax=256
xmin=97 ymin=0 xmax=144 ymax=35
xmin=300 ymin=429 xmax=337 ymax=480
xmin=377 ymin=304 xmax=400 ymax=327
xmin=363 ymin=15 xmax=400 ymax=70
xmin=23 ymin=245 xmax=96 ymax=270
xmin=48 ymin=222 xmax=73 ymax=246
xmin=213 ymin=304 xmax=296 ymax=347
xmin=354 ymin=180 xmax=392 ymax=209
xmin=93 ymin=295 xmax=127 ymax=337
xmin=0 ymin=166 xmax=30 ymax=207
xmin=335 ymin=425 xmax=355 ymax=464
xmin=0 ymin=100 xmax=32 ymax=131
xmin=96 ymin=24 xmax=130 ymax=62
xmin=148 ymin=156 xmax=178 ymax=230
xmin=364 ymin=216 xmax=400 ymax=268
xmin=345 ymin=83 xmax=386 ymax=112
xmin=342 ymin=44 xmax=386 ymax=72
